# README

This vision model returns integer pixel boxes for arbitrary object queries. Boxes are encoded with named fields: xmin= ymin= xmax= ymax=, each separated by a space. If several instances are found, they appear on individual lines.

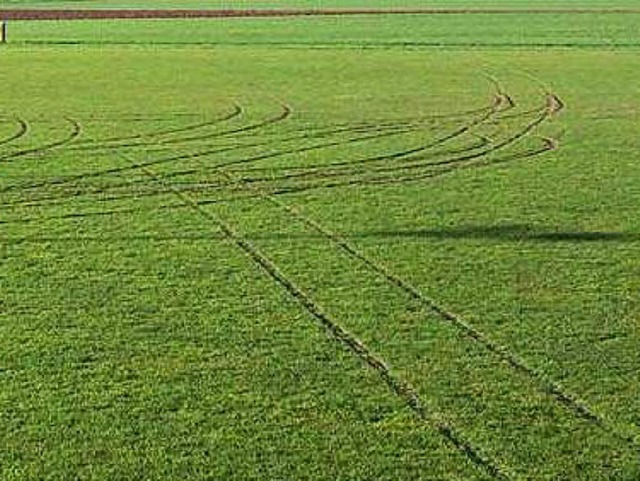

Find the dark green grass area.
xmin=1 ymin=13 xmax=640 ymax=481
xmin=6 ymin=12 xmax=640 ymax=48
xmin=3 ymin=235 xmax=495 ymax=480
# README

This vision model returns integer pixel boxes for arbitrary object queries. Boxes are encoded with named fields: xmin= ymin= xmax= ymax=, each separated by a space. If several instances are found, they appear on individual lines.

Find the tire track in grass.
xmin=107 ymin=109 xmax=492 ymax=195
xmin=0 ymin=106 xmax=291 ymax=195
xmin=204 ymin=90 xmax=507 ymax=173
xmin=289 ymin=95 xmax=553 ymax=182
xmin=140 ymin=106 xmax=418 ymax=147
xmin=70 ymin=103 xmax=244 ymax=151
xmin=132 ymin=157 xmax=513 ymax=481
xmin=285 ymin=94 xmax=555 ymax=187
xmin=203 ymin=95 xmax=505 ymax=175
xmin=0 ymin=116 xmax=411 ymax=211
xmin=0 ymin=97 xmax=496 ymax=209
xmin=207 ymin=101 xmax=502 ymax=183
xmin=0 ymin=138 xmax=517 ymax=227
xmin=0 ymin=90 xmax=522 ymax=228
xmin=210 ymin=79 xmax=510 ymax=178
xmin=242 ymin=100 xmax=501 ymax=144
xmin=3 ymin=94 xmax=516 ymax=479
xmin=0 ymin=117 xmax=82 ymax=163
xmin=0 ymin=139 xmax=551 ymax=231
xmin=0 ymin=94 xmax=536 ymax=227
xmin=23 ymin=91 xmax=543 ymax=481
xmin=0 ymin=117 xmax=420 ymax=210
xmin=213 ymin=91 xmax=640 ymax=451
xmin=224 ymin=105 xmax=531 ymax=185
xmin=0 ymin=88 xmax=517 ymax=227
xmin=208 ymin=93 xmax=540 ymax=191
xmin=243 ymin=136 xmax=554 ymax=196
xmin=146 ymin=134 xmax=488 ymax=192
xmin=104 ymin=97 xmax=499 ymax=150
xmin=13 ymin=94 xmax=496 ymax=195
xmin=0 ymin=138 xmax=552 ymax=228
xmin=69 ymin=103 xmax=458 ymax=174
xmin=213 ymin=146 xmax=640 ymax=475
xmin=115 ymin=103 xmax=498 ymax=199
xmin=232 ymin=132 xmax=490 ymax=177
xmin=0 ymin=89 xmax=499 ymax=200
xmin=149 ymin=100 xmax=494 ymax=152
xmin=0 ymin=118 xmax=29 ymax=148
xmin=126 ymin=91 xmax=504 ymax=191
xmin=237 ymin=137 xmax=553 ymax=198
xmin=83 ymin=113 xmax=200 ymax=122
xmin=148 ymin=132 xmax=489 ymax=195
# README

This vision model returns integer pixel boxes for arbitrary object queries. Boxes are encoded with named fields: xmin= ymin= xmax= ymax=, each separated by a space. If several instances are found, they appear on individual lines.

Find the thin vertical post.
xmin=1 ymin=21 xmax=6 ymax=44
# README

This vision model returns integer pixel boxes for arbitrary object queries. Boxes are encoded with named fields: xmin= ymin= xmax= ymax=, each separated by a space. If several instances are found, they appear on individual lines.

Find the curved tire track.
xmin=206 ymin=91 xmax=636 ymax=450
xmin=137 ymin=153 xmax=514 ymax=481
xmin=0 ymin=117 xmax=82 ymax=163
xmin=0 ymin=117 xmax=30 ymax=148
xmin=70 ymin=103 xmax=243 ymax=151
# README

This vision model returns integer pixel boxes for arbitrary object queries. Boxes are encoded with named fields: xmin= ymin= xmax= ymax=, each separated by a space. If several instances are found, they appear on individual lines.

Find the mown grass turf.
xmin=1 ymin=9 xmax=640 ymax=481
xmin=7 ymin=12 xmax=640 ymax=48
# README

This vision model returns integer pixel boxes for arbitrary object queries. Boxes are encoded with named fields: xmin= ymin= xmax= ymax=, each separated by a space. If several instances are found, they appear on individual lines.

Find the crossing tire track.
xmin=0 ymin=142 xmax=550 ymax=228
xmin=208 ymin=91 xmax=638 ymax=451
xmin=70 ymin=103 xmax=243 ymax=151
xmin=0 ymin=97 xmax=496 ymax=207
xmin=213 ymin=95 xmax=549 ymax=190
xmin=0 ymin=105 xmax=291 ymax=195
xmin=135 ymin=155 xmax=513 ymax=481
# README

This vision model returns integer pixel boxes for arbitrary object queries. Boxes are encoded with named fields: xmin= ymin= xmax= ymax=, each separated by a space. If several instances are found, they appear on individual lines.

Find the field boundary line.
xmin=3 ymin=8 xmax=640 ymax=21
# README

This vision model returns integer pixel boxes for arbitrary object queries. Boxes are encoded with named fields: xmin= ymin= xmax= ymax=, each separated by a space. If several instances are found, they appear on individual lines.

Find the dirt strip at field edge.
xmin=1 ymin=8 xmax=640 ymax=21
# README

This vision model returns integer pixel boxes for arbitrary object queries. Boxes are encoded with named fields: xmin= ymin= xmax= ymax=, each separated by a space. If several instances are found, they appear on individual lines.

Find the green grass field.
xmin=1 ymin=5 xmax=640 ymax=481
xmin=7 ymin=12 xmax=640 ymax=48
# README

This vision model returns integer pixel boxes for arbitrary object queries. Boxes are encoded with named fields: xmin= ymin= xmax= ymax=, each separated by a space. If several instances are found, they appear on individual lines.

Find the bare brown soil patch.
xmin=1 ymin=8 xmax=640 ymax=21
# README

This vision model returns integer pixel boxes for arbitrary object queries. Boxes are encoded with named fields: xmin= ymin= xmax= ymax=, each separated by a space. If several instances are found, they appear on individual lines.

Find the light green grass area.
xmin=1 ymin=8 xmax=640 ymax=481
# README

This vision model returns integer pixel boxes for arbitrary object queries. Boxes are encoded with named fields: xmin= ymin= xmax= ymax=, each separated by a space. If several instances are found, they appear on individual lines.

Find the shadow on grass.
xmin=351 ymin=224 xmax=640 ymax=243
xmin=4 ymin=224 xmax=639 ymax=244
